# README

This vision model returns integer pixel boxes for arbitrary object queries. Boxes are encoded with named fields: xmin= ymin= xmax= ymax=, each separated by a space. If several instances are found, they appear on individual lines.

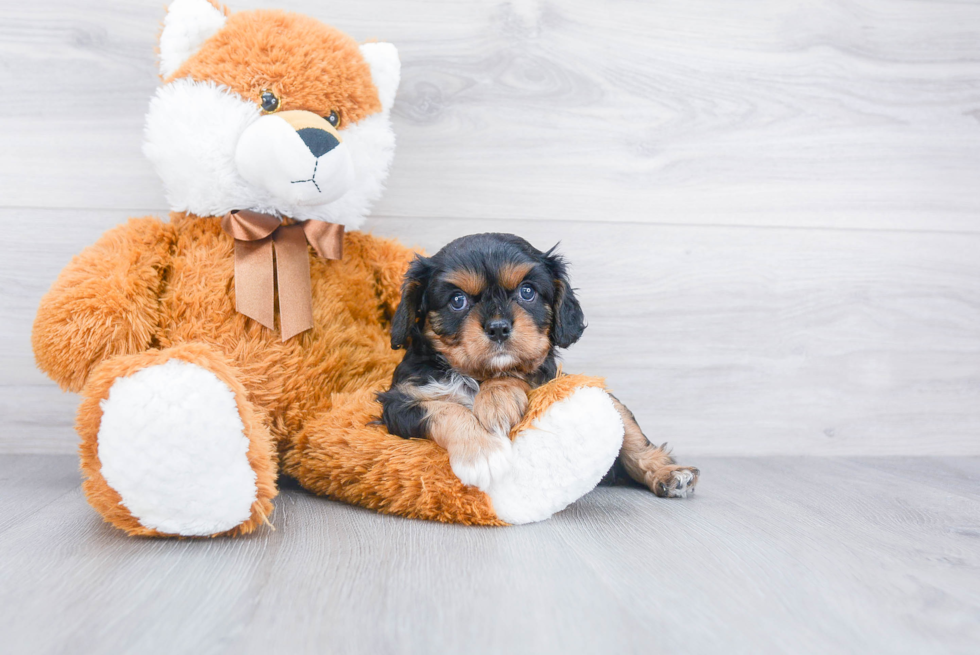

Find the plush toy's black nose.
xmin=485 ymin=319 xmax=512 ymax=344
xmin=297 ymin=128 xmax=339 ymax=158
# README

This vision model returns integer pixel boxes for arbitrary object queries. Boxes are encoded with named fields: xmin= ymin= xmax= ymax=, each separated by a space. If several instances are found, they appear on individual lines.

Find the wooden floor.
xmin=2 ymin=455 xmax=978 ymax=654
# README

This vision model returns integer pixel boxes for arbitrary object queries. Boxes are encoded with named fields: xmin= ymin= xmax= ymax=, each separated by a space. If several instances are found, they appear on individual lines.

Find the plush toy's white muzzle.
xmin=235 ymin=110 xmax=356 ymax=207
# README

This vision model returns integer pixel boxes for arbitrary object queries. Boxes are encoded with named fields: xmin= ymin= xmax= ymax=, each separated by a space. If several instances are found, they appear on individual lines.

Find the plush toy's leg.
xmin=282 ymin=390 xmax=504 ymax=526
xmin=76 ymin=343 xmax=277 ymax=537
xmin=485 ymin=375 xmax=625 ymax=525
xmin=282 ymin=376 xmax=623 ymax=526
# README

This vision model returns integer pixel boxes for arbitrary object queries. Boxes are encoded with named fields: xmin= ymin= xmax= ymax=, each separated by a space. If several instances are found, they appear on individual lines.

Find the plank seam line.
xmin=2 ymin=207 xmax=979 ymax=238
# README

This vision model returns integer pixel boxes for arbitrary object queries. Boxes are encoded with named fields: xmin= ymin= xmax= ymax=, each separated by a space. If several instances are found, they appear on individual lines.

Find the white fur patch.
xmin=235 ymin=115 xmax=355 ymax=206
xmin=489 ymin=354 xmax=517 ymax=371
xmin=143 ymin=78 xmax=395 ymax=228
xmin=417 ymin=373 xmax=479 ymax=408
xmin=97 ymin=360 xmax=258 ymax=536
xmin=359 ymin=42 xmax=401 ymax=114
xmin=486 ymin=387 xmax=624 ymax=525
xmin=159 ymin=0 xmax=227 ymax=79
xmin=315 ymin=111 xmax=396 ymax=226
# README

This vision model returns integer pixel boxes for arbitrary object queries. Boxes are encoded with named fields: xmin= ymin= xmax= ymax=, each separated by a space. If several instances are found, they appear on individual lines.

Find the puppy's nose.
xmin=485 ymin=319 xmax=512 ymax=343
xmin=297 ymin=128 xmax=340 ymax=158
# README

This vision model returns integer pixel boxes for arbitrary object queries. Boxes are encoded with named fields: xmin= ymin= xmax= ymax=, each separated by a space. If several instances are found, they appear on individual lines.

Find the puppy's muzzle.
xmin=235 ymin=110 xmax=355 ymax=207
xmin=485 ymin=318 xmax=512 ymax=344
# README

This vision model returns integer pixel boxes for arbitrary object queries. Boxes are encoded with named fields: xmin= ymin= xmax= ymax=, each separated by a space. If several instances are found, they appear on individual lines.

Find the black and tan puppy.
xmin=379 ymin=233 xmax=699 ymax=496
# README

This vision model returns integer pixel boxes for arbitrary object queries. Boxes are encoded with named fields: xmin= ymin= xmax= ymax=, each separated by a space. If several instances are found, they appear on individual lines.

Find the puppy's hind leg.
xmin=609 ymin=395 xmax=699 ymax=498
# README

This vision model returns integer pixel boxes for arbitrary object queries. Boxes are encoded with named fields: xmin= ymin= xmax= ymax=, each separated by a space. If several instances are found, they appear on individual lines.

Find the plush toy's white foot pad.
xmin=486 ymin=387 xmax=624 ymax=525
xmin=97 ymin=360 xmax=258 ymax=536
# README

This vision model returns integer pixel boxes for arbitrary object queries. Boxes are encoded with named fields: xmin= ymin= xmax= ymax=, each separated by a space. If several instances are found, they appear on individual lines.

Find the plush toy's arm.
xmin=345 ymin=231 xmax=420 ymax=324
xmin=32 ymin=217 xmax=173 ymax=393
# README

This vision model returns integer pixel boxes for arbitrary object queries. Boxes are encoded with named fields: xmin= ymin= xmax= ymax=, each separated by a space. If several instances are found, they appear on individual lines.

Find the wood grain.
xmin=2 ymin=1 xmax=979 ymax=456
xmin=1 ymin=455 xmax=978 ymax=654
xmin=0 ymin=0 xmax=979 ymax=231
xmin=5 ymin=209 xmax=979 ymax=455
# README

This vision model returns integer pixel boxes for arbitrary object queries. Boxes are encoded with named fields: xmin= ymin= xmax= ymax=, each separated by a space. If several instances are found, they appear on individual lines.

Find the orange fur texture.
xmin=170 ymin=10 xmax=381 ymax=126
xmin=282 ymin=391 xmax=503 ymax=526
xmin=32 ymin=217 xmax=172 ymax=393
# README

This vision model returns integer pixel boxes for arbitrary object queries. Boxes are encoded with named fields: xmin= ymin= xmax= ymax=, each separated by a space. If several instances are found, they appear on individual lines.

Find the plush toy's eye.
xmin=519 ymin=283 xmax=536 ymax=302
xmin=260 ymin=90 xmax=280 ymax=113
xmin=449 ymin=291 xmax=468 ymax=312
xmin=325 ymin=110 xmax=340 ymax=127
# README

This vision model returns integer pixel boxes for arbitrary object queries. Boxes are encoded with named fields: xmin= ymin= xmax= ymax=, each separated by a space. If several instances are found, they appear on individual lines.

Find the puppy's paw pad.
xmin=652 ymin=466 xmax=699 ymax=499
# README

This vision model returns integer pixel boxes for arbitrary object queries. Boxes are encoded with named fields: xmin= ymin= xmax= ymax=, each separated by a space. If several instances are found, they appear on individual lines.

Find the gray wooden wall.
xmin=2 ymin=0 xmax=979 ymax=455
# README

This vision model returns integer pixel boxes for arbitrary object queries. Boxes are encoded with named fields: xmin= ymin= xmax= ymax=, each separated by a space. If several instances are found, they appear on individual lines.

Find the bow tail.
xmin=274 ymin=224 xmax=315 ymax=341
xmin=234 ymin=237 xmax=276 ymax=330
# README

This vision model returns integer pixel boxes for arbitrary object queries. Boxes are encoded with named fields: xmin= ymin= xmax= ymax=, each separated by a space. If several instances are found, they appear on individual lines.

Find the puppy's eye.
xmin=519 ymin=283 xmax=536 ymax=302
xmin=325 ymin=110 xmax=339 ymax=127
xmin=259 ymin=90 xmax=281 ymax=113
xmin=449 ymin=292 xmax=468 ymax=312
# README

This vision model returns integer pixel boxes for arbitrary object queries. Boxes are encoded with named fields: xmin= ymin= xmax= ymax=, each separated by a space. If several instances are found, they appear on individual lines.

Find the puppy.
xmin=379 ymin=233 xmax=699 ymax=497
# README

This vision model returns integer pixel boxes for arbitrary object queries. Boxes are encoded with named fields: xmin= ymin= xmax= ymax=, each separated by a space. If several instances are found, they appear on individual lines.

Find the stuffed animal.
xmin=31 ymin=0 xmax=624 ymax=537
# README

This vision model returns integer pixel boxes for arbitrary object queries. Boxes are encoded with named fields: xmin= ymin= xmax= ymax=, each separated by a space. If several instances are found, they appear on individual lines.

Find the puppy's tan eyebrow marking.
xmin=443 ymin=269 xmax=486 ymax=296
xmin=498 ymin=262 xmax=536 ymax=290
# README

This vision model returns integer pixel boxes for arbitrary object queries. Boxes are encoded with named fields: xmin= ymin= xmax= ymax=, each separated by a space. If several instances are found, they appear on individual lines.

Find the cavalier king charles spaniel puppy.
xmin=379 ymin=233 xmax=699 ymax=496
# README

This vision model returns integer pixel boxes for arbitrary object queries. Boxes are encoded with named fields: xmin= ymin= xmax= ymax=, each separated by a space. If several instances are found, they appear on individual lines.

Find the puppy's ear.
xmin=390 ymin=255 xmax=433 ymax=350
xmin=544 ymin=246 xmax=586 ymax=348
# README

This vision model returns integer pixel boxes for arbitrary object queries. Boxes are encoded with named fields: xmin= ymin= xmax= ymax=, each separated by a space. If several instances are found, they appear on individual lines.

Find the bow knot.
xmin=221 ymin=209 xmax=344 ymax=341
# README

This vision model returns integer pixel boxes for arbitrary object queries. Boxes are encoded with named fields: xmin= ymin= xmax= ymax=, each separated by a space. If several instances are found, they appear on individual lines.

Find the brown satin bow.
xmin=221 ymin=209 xmax=344 ymax=341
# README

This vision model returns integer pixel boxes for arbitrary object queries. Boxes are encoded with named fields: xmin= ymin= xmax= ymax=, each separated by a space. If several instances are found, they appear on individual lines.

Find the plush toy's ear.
xmin=359 ymin=42 xmax=401 ymax=114
xmin=159 ymin=0 xmax=229 ymax=79
xmin=544 ymin=246 xmax=586 ymax=349
xmin=390 ymin=255 xmax=432 ymax=350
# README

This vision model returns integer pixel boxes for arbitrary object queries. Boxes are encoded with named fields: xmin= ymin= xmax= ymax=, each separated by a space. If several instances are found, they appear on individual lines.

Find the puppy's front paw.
xmin=448 ymin=434 xmax=513 ymax=492
xmin=473 ymin=377 xmax=529 ymax=437
xmin=649 ymin=466 xmax=700 ymax=498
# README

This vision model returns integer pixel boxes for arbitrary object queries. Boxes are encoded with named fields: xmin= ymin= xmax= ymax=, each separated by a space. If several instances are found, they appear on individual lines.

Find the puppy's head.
xmin=391 ymin=233 xmax=585 ymax=379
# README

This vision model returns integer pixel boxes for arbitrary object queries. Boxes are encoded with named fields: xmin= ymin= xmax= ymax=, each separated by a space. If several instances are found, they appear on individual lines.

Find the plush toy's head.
xmin=143 ymin=0 xmax=400 ymax=228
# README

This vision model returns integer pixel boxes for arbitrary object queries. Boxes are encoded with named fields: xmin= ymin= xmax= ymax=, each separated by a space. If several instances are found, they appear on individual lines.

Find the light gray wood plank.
xmin=1 ymin=0 xmax=979 ymax=231
xmin=5 ymin=209 xmax=979 ymax=456
xmin=0 ymin=454 xmax=80 ymax=536
xmin=848 ymin=457 xmax=980 ymax=501
xmin=1 ymin=455 xmax=978 ymax=654
xmin=553 ymin=457 xmax=980 ymax=654
xmin=223 ymin=488 xmax=646 ymax=655
xmin=1 ymin=385 xmax=79 ymax=454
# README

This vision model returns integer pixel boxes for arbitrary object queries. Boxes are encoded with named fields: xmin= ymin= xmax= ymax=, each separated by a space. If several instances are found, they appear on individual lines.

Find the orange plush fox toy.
xmin=31 ymin=0 xmax=625 ymax=537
